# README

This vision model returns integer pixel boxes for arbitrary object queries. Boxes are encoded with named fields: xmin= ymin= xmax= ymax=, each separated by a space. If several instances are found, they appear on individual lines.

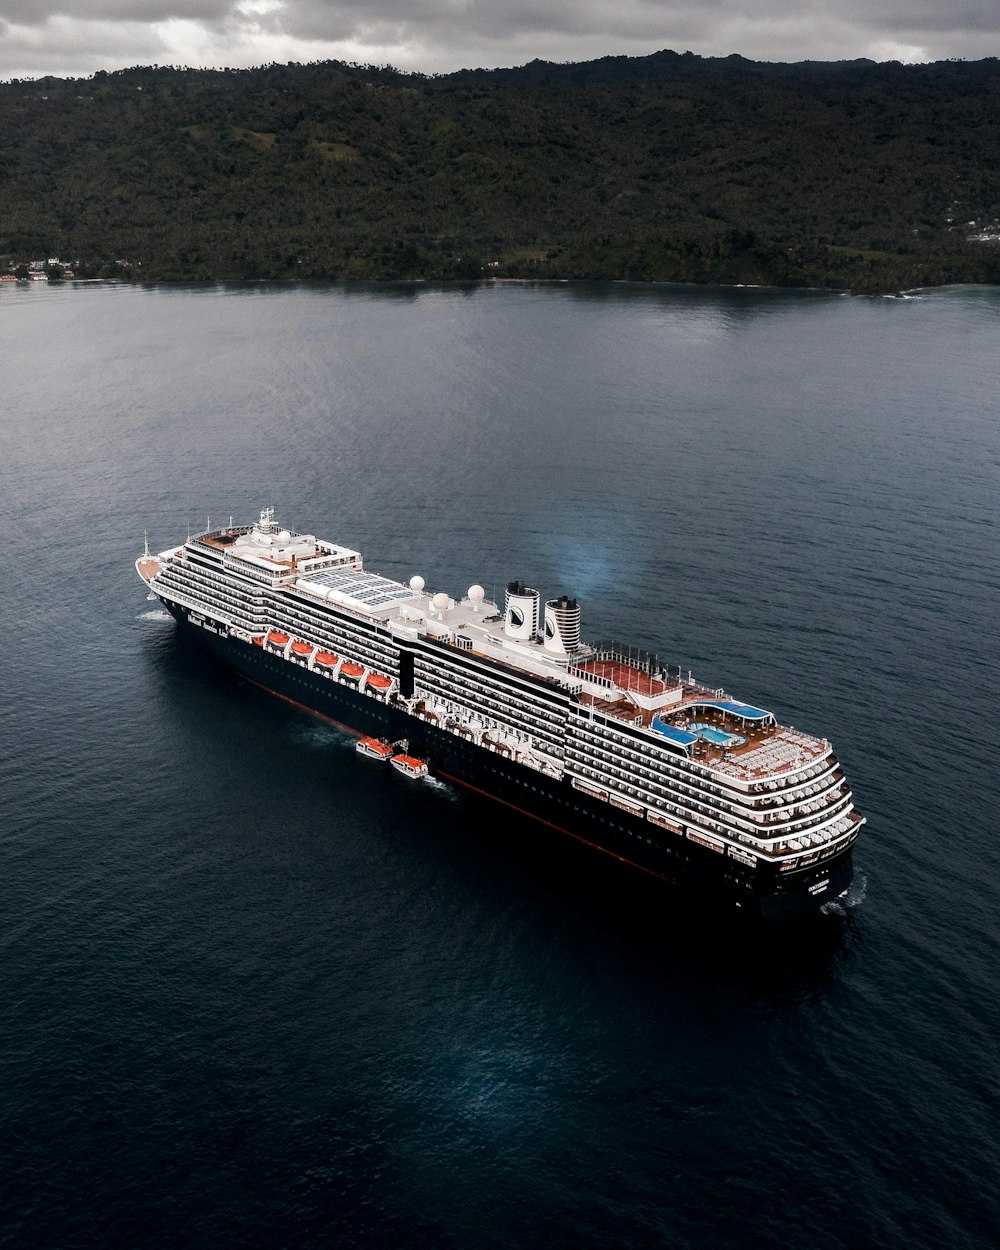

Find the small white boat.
xmin=390 ymin=753 xmax=429 ymax=779
xmin=356 ymin=736 xmax=394 ymax=761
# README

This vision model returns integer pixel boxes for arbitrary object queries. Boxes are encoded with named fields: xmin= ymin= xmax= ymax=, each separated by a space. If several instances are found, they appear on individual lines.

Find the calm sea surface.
xmin=2 ymin=280 xmax=999 ymax=1249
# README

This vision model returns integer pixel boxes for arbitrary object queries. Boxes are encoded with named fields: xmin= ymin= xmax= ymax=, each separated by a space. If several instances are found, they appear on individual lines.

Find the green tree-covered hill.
xmin=3 ymin=52 xmax=1000 ymax=290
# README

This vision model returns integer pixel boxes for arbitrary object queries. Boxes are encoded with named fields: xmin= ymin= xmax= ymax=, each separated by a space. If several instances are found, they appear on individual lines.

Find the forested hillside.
xmin=3 ymin=52 xmax=1000 ymax=291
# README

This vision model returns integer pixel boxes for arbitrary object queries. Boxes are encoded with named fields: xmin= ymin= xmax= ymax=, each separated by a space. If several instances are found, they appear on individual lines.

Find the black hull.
xmin=167 ymin=606 xmax=853 ymax=920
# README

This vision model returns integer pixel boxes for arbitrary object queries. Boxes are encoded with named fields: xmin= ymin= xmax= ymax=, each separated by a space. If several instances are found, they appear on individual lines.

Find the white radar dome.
xmin=409 ymin=575 xmax=425 ymax=593
xmin=432 ymin=592 xmax=450 ymax=611
xmin=277 ymin=529 xmax=291 ymax=542
xmin=467 ymin=584 xmax=485 ymax=604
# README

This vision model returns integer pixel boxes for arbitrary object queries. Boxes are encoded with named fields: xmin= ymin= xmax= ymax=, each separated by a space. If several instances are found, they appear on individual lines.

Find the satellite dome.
xmin=277 ymin=529 xmax=291 ymax=543
xmin=432 ymin=592 xmax=449 ymax=611
xmin=467 ymin=584 xmax=485 ymax=603
xmin=409 ymin=575 xmax=425 ymax=593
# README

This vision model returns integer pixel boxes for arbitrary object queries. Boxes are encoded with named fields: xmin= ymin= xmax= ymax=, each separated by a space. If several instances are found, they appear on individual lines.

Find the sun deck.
xmin=574 ymin=667 xmax=826 ymax=779
xmin=575 ymin=658 xmax=671 ymax=699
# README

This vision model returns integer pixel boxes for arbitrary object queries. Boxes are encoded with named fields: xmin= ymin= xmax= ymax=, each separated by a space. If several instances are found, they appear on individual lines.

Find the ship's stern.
xmin=756 ymin=854 xmax=854 ymax=920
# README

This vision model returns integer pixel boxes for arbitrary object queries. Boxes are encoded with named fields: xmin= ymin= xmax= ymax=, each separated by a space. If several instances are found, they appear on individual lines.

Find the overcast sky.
xmin=2 ymin=0 xmax=998 ymax=81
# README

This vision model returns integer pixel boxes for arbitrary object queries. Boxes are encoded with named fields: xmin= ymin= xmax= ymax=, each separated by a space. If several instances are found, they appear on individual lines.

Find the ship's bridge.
xmin=197 ymin=509 xmax=362 ymax=577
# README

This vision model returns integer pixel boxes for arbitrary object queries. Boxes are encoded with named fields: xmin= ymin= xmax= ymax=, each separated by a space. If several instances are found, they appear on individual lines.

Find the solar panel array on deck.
xmin=303 ymin=568 xmax=412 ymax=608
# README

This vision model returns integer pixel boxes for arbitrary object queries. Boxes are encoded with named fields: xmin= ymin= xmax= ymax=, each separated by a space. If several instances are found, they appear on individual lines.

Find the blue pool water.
xmin=688 ymin=723 xmax=746 ymax=748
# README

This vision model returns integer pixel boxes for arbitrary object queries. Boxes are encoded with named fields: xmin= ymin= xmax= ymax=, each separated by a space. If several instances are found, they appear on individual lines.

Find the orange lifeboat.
xmin=356 ymin=737 xmax=394 ymax=761
xmin=340 ymin=661 xmax=365 ymax=679
xmin=390 ymin=754 xmax=429 ymax=779
xmin=315 ymin=651 xmax=339 ymax=667
xmin=291 ymin=639 xmax=313 ymax=657
xmin=267 ymin=630 xmax=290 ymax=646
xmin=366 ymin=672 xmax=392 ymax=690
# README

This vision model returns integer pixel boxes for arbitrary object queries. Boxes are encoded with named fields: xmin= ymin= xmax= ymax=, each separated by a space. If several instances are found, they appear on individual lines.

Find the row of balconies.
xmin=572 ymin=716 xmax=839 ymax=808
xmin=567 ymin=759 xmax=842 ymax=860
xmin=418 ymin=676 xmax=561 ymax=744
xmin=270 ymin=603 xmax=398 ymax=672
xmin=571 ymin=718 xmax=844 ymax=818
xmin=421 ymin=656 xmax=567 ymax=729
xmin=429 ymin=644 xmax=570 ymax=702
xmin=568 ymin=751 xmax=745 ymax=835
xmin=294 ymin=608 xmax=396 ymax=666
xmin=568 ymin=730 xmax=738 ymax=807
xmin=567 ymin=761 xmax=747 ymax=848
xmin=417 ymin=677 xmax=559 ymax=748
xmin=188 ymin=561 xmax=266 ymax=602
xmin=270 ymin=617 xmax=397 ymax=677
xmin=565 ymin=736 xmax=852 ymax=843
xmin=415 ymin=666 xmax=564 ymax=734
xmin=156 ymin=573 xmax=232 ymax=623
xmin=169 ymin=566 xmax=267 ymax=619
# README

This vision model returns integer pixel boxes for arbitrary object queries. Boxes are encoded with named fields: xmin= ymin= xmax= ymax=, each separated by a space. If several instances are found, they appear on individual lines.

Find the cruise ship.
xmin=136 ymin=508 xmax=863 ymax=919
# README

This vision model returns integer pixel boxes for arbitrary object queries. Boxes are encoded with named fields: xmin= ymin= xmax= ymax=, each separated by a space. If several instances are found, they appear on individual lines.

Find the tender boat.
xmin=356 ymin=736 xmax=394 ymax=761
xmin=390 ymin=753 xmax=429 ymax=779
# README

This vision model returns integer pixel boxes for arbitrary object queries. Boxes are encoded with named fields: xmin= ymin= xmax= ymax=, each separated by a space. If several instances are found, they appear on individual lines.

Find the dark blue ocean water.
xmin=2 ymin=280 xmax=999 ymax=1249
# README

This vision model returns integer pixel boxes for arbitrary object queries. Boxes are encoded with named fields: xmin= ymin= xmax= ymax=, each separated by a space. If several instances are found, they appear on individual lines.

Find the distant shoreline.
xmin=6 ymin=57 xmax=1000 ymax=299
xmin=6 ymin=274 xmax=993 ymax=299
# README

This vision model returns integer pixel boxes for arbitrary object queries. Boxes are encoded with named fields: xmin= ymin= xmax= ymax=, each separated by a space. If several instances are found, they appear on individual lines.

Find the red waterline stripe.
xmin=437 ymin=769 xmax=685 ymax=890
xmin=237 ymin=671 xmax=363 ymax=739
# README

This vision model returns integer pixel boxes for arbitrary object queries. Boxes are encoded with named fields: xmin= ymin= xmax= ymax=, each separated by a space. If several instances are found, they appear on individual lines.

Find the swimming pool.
xmin=689 ymin=723 xmax=746 ymax=748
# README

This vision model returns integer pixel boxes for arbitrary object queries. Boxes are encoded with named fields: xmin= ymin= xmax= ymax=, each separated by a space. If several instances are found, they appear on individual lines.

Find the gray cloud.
xmin=1 ymin=0 xmax=998 ymax=80
xmin=6 ymin=0 xmax=231 ymax=24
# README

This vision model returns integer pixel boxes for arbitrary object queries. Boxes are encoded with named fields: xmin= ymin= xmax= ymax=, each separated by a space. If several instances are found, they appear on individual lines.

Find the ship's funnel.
xmin=543 ymin=595 xmax=581 ymax=654
xmin=504 ymin=580 xmax=539 ymax=640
